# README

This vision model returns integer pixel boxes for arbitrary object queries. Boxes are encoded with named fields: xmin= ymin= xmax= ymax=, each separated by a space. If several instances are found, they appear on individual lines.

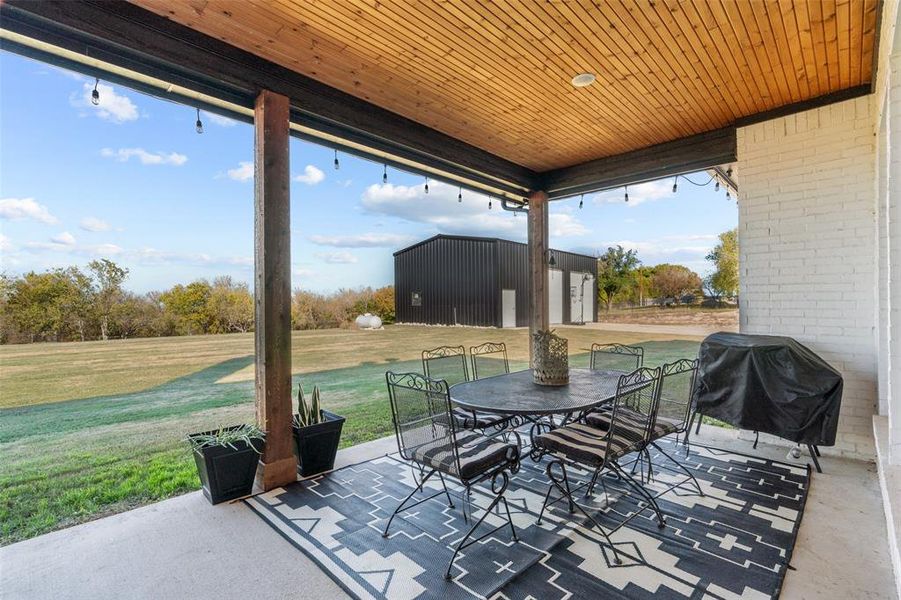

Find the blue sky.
xmin=0 ymin=51 xmax=737 ymax=293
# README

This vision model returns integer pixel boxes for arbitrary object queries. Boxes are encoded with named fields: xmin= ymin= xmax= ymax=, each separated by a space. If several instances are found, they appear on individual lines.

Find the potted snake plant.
xmin=187 ymin=424 xmax=265 ymax=505
xmin=292 ymin=384 xmax=346 ymax=478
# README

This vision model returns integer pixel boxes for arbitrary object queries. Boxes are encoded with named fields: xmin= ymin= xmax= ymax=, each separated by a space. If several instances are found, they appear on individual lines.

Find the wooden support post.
xmin=527 ymin=191 xmax=550 ymax=367
xmin=253 ymin=90 xmax=296 ymax=490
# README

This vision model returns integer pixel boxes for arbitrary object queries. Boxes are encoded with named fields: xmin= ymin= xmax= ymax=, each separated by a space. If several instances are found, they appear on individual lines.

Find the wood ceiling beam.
xmin=0 ymin=0 xmax=537 ymax=196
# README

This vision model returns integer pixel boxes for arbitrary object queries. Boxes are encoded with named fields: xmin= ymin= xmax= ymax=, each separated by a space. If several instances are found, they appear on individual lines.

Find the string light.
xmin=333 ymin=149 xmax=340 ymax=170
xmin=91 ymin=78 xmax=100 ymax=106
xmin=579 ymin=194 xmax=584 ymax=209
xmin=195 ymin=108 xmax=203 ymax=134
xmin=672 ymin=176 xmax=678 ymax=194
xmin=458 ymin=187 xmax=463 ymax=202
xmin=714 ymin=178 xmax=720 ymax=192
xmin=382 ymin=164 xmax=388 ymax=184
xmin=488 ymin=197 xmax=493 ymax=210
xmin=625 ymin=185 xmax=629 ymax=203
xmin=424 ymin=177 xmax=429 ymax=194
xmin=726 ymin=167 xmax=733 ymax=177
xmin=726 ymin=190 xmax=731 ymax=200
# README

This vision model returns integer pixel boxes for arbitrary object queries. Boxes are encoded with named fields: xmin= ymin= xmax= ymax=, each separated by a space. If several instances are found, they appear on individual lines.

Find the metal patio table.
xmin=450 ymin=368 xmax=627 ymax=454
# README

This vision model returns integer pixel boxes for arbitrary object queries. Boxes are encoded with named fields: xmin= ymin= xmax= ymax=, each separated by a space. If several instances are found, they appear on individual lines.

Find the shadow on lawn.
xmin=1 ymin=339 xmax=701 ymax=445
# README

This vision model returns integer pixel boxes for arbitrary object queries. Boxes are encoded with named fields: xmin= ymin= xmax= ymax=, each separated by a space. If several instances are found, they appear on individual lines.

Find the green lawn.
xmin=0 ymin=325 xmax=702 ymax=545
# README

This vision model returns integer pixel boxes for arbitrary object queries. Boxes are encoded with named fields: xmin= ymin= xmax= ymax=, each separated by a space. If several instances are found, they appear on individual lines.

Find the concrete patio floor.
xmin=1 ymin=427 xmax=895 ymax=600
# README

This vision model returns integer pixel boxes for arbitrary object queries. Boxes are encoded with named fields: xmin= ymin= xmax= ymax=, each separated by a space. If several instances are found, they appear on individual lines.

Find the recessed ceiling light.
xmin=571 ymin=73 xmax=596 ymax=87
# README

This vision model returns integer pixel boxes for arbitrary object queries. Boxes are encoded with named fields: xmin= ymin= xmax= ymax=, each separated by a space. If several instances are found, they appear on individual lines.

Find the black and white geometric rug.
xmin=246 ymin=441 xmax=809 ymax=600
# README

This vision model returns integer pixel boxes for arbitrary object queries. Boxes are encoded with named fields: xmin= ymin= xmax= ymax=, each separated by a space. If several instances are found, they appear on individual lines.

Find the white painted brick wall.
xmin=889 ymin=51 xmax=901 ymax=465
xmin=737 ymin=96 xmax=878 ymax=460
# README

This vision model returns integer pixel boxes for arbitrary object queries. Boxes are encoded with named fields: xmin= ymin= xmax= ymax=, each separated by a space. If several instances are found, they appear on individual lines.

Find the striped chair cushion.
xmin=411 ymin=429 xmax=518 ymax=482
xmin=452 ymin=407 xmax=513 ymax=430
xmin=533 ymin=423 xmax=633 ymax=467
xmin=586 ymin=408 xmax=679 ymax=441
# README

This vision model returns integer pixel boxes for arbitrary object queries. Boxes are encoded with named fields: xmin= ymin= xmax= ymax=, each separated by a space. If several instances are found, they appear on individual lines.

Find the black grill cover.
xmin=695 ymin=332 xmax=843 ymax=446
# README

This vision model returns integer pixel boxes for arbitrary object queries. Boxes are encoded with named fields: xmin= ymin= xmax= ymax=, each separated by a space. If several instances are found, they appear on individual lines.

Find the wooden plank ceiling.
xmin=130 ymin=0 xmax=878 ymax=172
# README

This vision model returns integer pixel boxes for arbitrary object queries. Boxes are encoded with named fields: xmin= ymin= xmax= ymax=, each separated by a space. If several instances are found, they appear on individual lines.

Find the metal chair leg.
xmin=544 ymin=460 xmax=622 ymax=565
xmin=437 ymin=472 xmax=455 ymax=508
xmin=651 ymin=441 xmax=704 ymax=496
xmin=383 ymin=468 xmax=439 ymax=537
xmin=445 ymin=472 xmax=517 ymax=580
xmin=610 ymin=463 xmax=666 ymax=529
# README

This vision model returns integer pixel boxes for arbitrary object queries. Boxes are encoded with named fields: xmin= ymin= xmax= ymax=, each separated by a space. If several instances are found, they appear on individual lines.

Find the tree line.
xmin=0 ymin=259 xmax=396 ymax=344
xmin=596 ymin=228 xmax=739 ymax=310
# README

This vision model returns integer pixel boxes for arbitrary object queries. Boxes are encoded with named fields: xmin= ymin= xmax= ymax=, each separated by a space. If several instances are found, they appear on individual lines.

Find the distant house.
xmin=394 ymin=234 xmax=597 ymax=328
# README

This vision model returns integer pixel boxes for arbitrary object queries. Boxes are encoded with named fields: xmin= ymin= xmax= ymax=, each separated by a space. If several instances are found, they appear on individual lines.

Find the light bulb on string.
xmin=672 ymin=176 xmax=678 ymax=194
xmin=488 ymin=197 xmax=493 ymax=210
xmin=333 ymin=149 xmax=340 ymax=170
xmin=579 ymin=194 xmax=584 ymax=209
xmin=625 ymin=185 xmax=630 ymax=203
xmin=424 ymin=177 xmax=429 ymax=194
xmin=714 ymin=178 xmax=720 ymax=192
xmin=91 ymin=78 xmax=100 ymax=106
xmin=458 ymin=187 xmax=463 ymax=203
xmin=382 ymin=164 xmax=388 ymax=184
xmin=195 ymin=108 xmax=203 ymax=134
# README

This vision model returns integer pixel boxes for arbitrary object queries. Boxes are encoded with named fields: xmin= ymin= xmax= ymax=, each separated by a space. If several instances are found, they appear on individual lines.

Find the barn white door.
xmin=549 ymin=269 xmax=564 ymax=324
xmin=501 ymin=289 xmax=516 ymax=328
xmin=570 ymin=272 xmax=595 ymax=323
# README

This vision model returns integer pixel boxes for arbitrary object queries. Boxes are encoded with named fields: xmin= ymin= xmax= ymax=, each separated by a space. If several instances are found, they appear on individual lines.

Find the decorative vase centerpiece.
xmin=533 ymin=329 xmax=569 ymax=386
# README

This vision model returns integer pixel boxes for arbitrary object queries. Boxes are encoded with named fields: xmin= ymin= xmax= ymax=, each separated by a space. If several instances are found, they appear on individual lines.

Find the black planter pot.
xmin=293 ymin=410 xmax=346 ymax=478
xmin=189 ymin=426 xmax=264 ymax=505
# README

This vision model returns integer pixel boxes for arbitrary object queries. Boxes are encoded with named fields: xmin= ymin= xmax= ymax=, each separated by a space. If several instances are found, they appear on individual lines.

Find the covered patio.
xmin=1 ymin=0 xmax=900 ymax=598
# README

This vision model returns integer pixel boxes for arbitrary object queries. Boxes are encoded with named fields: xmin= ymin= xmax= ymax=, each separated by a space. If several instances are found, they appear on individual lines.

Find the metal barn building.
xmin=394 ymin=235 xmax=597 ymax=328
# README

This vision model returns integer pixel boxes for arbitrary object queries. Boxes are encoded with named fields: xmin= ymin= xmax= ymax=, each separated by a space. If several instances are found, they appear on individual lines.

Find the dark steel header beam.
xmin=539 ymin=128 xmax=737 ymax=200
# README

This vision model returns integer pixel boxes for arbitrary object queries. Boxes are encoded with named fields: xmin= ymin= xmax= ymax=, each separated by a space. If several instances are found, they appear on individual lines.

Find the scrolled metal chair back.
xmin=469 ymin=342 xmax=509 ymax=380
xmin=589 ymin=343 xmax=644 ymax=373
xmin=655 ymin=358 xmax=699 ymax=433
xmin=604 ymin=366 xmax=661 ymax=463
xmin=385 ymin=371 xmax=460 ymax=471
xmin=422 ymin=345 xmax=469 ymax=386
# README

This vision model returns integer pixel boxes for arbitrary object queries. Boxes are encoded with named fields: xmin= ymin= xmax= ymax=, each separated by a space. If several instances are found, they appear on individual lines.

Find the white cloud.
xmin=80 ymin=217 xmax=112 ymax=232
xmin=293 ymin=267 xmax=317 ymax=278
xmin=309 ymin=232 xmax=415 ymax=248
xmin=205 ymin=112 xmax=237 ymax=127
xmin=549 ymin=213 xmax=589 ymax=237
xmin=129 ymin=247 xmax=252 ymax=268
xmin=360 ymin=182 xmax=589 ymax=240
xmin=24 ymin=240 xmax=122 ymax=256
xmin=0 ymin=198 xmax=58 ymax=224
xmin=51 ymin=231 xmax=76 ymax=246
xmin=101 ymin=148 xmax=187 ymax=166
xmin=0 ymin=234 xmax=13 ymax=252
xmin=593 ymin=180 xmax=673 ymax=207
xmin=71 ymin=82 xmax=139 ymax=123
xmin=313 ymin=251 xmax=358 ymax=264
xmin=294 ymin=165 xmax=325 ymax=185
xmin=227 ymin=161 xmax=254 ymax=182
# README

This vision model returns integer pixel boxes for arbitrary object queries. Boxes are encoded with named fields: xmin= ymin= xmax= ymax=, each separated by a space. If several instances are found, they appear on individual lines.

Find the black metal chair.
xmin=587 ymin=359 xmax=703 ymax=496
xmin=532 ymin=367 xmax=665 ymax=565
xmin=469 ymin=342 xmax=510 ymax=380
xmin=589 ymin=343 xmax=644 ymax=373
xmin=423 ymin=345 xmax=511 ymax=432
xmin=383 ymin=371 xmax=520 ymax=580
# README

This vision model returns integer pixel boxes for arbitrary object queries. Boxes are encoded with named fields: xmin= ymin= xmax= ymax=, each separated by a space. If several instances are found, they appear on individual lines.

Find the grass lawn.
xmin=0 ymin=325 xmax=703 ymax=545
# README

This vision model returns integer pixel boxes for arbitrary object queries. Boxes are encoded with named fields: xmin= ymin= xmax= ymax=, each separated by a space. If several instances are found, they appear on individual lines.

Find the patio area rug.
xmin=246 ymin=441 xmax=809 ymax=600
